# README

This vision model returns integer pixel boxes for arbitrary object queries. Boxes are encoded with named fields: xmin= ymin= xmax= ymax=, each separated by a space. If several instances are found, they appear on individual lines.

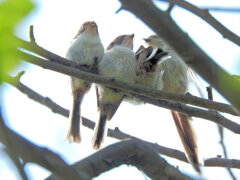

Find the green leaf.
xmin=233 ymin=75 xmax=240 ymax=81
xmin=0 ymin=0 xmax=34 ymax=84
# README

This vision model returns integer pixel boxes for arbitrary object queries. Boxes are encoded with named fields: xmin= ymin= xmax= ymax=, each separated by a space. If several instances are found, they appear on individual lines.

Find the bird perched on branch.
xmin=144 ymin=35 xmax=201 ymax=175
xmin=124 ymin=45 xmax=168 ymax=104
xmin=92 ymin=34 xmax=137 ymax=149
xmin=65 ymin=21 xmax=104 ymax=143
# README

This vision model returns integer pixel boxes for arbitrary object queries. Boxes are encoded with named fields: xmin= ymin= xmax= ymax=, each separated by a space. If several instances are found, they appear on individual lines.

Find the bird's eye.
xmin=83 ymin=22 xmax=91 ymax=29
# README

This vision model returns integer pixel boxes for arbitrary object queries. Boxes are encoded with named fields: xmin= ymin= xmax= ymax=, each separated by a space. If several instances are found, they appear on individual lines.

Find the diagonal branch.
xmin=12 ymin=49 xmax=240 ymax=134
xmin=131 ymin=93 xmax=240 ymax=134
xmin=16 ymin=40 xmax=237 ymax=116
xmin=117 ymin=0 xmax=240 ymax=113
xmin=158 ymin=0 xmax=240 ymax=46
xmin=0 ymin=111 xmax=89 ymax=180
xmin=8 ymin=52 xmax=240 ymax=134
xmin=4 ymin=75 xmax=240 ymax=169
xmin=0 ymin=109 xmax=29 ymax=180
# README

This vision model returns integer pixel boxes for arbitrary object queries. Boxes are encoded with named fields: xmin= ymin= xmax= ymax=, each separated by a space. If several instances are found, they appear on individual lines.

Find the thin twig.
xmin=166 ymin=3 xmax=175 ymax=13
xmin=0 ymin=109 xmax=29 ymax=180
xmin=218 ymin=126 xmax=237 ymax=180
xmin=206 ymin=86 xmax=213 ymax=101
xmin=29 ymin=25 xmax=36 ymax=43
xmin=158 ymin=0 xmax=240 ymax=46
xmin=207 ymin=86 xmax=237 ymax=180
xmin=196 ymin=7 xmax=240 ymax=13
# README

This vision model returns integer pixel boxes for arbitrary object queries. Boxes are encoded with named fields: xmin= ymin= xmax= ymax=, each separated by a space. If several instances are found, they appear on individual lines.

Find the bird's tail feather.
xmin=66 ymin=89 xmax=85 ymax=143
xmin=171 ymin=110 xmax=201 ymax=175
xmin=92 ymin=113 xmax=107 ymax=149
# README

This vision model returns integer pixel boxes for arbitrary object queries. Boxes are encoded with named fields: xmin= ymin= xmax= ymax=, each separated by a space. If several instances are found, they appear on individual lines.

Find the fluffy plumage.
xmin=66 ymin=21 xmax=104 ymax=143
xmin=144 ymin=35 xmax=201 ymax=174
xmin=92 ymin=34 xmax=137 ymax=149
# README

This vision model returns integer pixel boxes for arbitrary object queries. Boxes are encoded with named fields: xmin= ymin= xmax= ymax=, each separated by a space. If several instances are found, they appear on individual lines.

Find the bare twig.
xmin=166 ymin=2 xmax=175 ymax=13
xmin=4 ymin=75 xmax=240 ymax=169
xmin=199 ymin=7 xmax=240 ymax=13
xmin=207 ymin=86 xmax=237 ymax=179
xmin=117 ymin=0 xmax=240 ymax=113
xmin=204 ymin=158 xmax=240 ymax=169
xmin=206 ymin=86 xmax=213 ymax=101
xmin=29 ymin=25 xmax=36 ymax=43
xmin=0 ymin=111 xmax=29 ymax=180
xmin=218 ymin=126 xmax=237 ymax=180
xmin=157 ymin=0 xmax=240 ymax=46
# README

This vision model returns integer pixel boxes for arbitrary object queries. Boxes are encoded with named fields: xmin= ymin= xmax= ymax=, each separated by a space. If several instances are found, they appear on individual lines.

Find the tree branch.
xmin=9 ymin=50 xmax=240 ymax=134
xmin=131 ymin=93 xmax=240 ymax=134
xmin=4 ymin=75 xmax=240 ymax=169
xmin=198 ymin=7 xmax=240 ymax=13
xmin=11 ymin=49 xmax=240 ymax=134
xmin=117 ymin=0 xmax=240 ymax=114
xmin=204 ymin=158 xmax=240 ymax=169
xmin=16 ymin=38 xmax=237 ymax=116
xmin=47 ymin=139 xmax=194 ymax=180
xmin=158 ymin=0 xmax=240 ymax=46
xmin=109 ymin=127 xmax=240 ymax=169
xmin=0 ymin=109 xmax=29 ymax=180
xmin=0 ymin=111 xmax=89 ymax=180
xmin=207 ymin=86 xmax=237 ymax=179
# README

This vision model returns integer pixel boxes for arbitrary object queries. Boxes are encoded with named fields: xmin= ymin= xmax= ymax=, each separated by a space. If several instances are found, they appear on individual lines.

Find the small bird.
xmin=124 ymin=45 xmax=168 ymax=104
xmin=65 ymin=21 xmax=104 ymax=143
xmin=144 ymin=35 xmax=201 ymax=174
xmin=92 ymin=34 xmax=137 ymax=149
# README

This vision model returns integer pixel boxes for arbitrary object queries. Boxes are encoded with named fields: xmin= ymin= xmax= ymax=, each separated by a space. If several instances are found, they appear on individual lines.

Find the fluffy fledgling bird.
xmin=144 ymin=35 xmax=201 ymax=174
xmin=92 ymin=34 xmax=137 ymax=149
xmin=65 ymin=21 xmax=104 ymax=143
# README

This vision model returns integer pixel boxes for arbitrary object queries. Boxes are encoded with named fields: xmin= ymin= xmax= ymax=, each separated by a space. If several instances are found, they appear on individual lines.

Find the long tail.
xmin=93 ymin=87 xmax=124 ymax=149
xmin=171 ymin=110 xmax=201 ymax=175
xmin=66 ymin=89 xmax=85 ymax=143
xmin=92 ymin=113 xmax=107 ymax=149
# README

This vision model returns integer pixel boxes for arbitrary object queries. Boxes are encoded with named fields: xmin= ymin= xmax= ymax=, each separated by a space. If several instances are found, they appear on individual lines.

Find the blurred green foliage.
xmin=233 ymin=75 xmax=240 ymax=81
xmin=0 ymin=0 xmax=34 ymax=84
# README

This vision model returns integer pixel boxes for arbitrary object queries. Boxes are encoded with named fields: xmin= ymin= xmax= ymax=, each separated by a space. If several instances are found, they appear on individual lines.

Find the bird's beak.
xmin=129 ymin=34 xmax=134 ymax=39
xmin=88 ymin=21 xmax=96 ymax=30
xmin=125 ymin=34 xmax=134 ymax=49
